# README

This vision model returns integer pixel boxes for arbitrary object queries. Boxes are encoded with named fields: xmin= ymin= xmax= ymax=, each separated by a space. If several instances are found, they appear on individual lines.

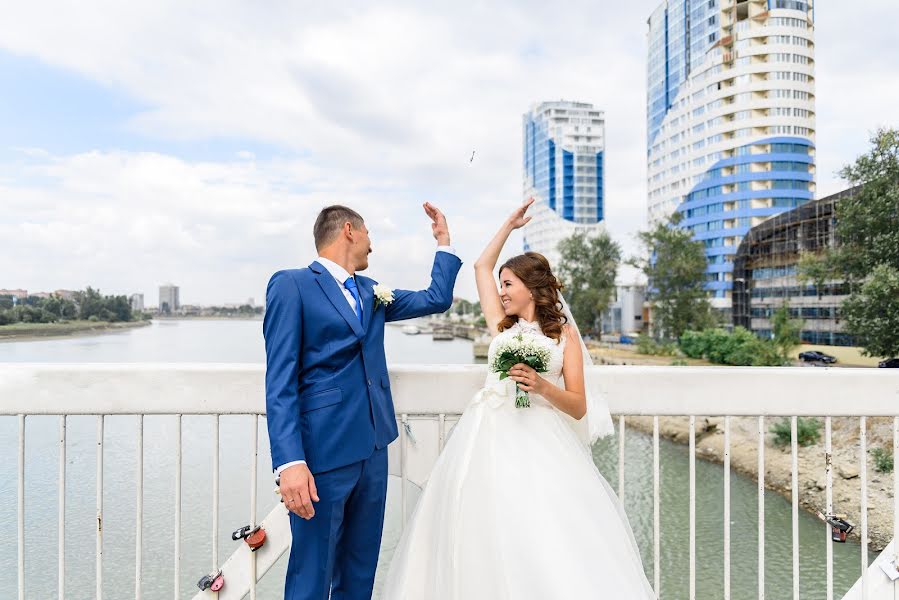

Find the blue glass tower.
xmin=646 ymin=0 xmax=816 ymax=310
xmin=522 ymin=101 xmax=606 ymax=266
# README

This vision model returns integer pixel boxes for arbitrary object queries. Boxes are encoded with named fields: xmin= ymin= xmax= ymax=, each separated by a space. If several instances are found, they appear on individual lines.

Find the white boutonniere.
xmin=373 ymin=284 xmax=395 ymax=310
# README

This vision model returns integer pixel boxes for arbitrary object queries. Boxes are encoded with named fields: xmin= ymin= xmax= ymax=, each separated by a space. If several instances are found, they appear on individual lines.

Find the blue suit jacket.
xmin=263 ymin=251 xmax=462 ymax=474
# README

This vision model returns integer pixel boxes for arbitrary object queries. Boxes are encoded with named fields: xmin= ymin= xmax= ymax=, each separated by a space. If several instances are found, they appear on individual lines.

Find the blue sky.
xmin=2 ymin=1 xmax=897 ymax=304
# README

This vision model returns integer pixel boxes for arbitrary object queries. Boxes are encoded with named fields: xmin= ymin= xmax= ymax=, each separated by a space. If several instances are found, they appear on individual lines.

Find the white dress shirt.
xmin=276 ymin=246 xmax=457 ymax=475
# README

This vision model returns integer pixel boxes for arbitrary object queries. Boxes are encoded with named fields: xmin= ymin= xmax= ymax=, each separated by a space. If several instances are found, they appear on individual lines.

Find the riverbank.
xmin=153 ymin=315 xmax=262 ymax=321
xmin=0 ymin=320 xmax=151 ymax=342
xmin=626 ymin=414 xmax=895 ymax=551
xmin=589 ymin=344 xmax=714 ymax=367
xmin=589 ymin=345 xmax=893 ymax=550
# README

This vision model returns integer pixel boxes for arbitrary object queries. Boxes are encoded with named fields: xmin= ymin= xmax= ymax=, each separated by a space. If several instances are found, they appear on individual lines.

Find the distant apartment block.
xmin=130 ymin=293 xmax=145 ymax=312
xmin=159 ymin=284 xmax=180 ymax=315
xmin=601 ymin=284 xmax=648 ymax=335
xmin=522 ymin=100 xmax=606 ymax=267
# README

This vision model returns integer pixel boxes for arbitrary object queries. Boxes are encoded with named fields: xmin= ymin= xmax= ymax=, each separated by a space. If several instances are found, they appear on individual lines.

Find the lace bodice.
xmin=479 ymin=318 xmax=566 ymax=409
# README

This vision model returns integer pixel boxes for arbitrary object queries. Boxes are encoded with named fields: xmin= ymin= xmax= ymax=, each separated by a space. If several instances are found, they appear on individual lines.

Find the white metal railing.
xmin=2 ymin=364 xmax=898 ymax=600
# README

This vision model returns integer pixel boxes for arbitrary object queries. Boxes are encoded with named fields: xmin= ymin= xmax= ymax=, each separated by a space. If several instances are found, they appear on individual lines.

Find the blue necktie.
xmin=343 ymin=276 xmax=363 ymax=324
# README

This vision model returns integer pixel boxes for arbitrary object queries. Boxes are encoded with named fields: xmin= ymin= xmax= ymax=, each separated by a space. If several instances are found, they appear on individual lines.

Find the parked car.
xmin=879 ymin=357 xmax=899 ymax=368
xmin=798 ymin=350 xmax=837 ymax=364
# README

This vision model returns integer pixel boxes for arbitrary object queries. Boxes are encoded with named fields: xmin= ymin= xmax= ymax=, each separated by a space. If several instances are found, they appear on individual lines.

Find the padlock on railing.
xmin=197 ymin=570 xmax=224 ymax=592
xmin=232 ymin=524 xmax=267 ymax=551
xmin=816 ymin=511 xmax=854 ymax=543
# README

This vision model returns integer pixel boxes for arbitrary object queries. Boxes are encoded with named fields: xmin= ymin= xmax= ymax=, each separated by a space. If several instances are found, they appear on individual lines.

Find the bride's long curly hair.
xmin=496 ymin=252 xmax=567 ymax=342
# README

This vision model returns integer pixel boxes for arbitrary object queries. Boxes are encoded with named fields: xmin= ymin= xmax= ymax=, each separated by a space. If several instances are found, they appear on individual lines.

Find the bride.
xmin=382 ymin=199 xmax=655 ymax=599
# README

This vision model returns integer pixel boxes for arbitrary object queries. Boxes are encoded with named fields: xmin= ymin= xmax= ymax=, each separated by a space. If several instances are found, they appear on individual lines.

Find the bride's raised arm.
xmin=473 ymin=198 xmax=534 ymax=334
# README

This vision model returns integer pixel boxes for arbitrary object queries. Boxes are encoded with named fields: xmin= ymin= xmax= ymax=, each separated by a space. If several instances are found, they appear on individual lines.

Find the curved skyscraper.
xmin=522 ymin=101 xmax=606 ymax=267
xmin=647 ymin=0 xmax=816 ymax=311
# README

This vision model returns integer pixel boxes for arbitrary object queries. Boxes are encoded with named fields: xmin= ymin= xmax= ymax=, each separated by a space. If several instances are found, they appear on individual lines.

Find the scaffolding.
xmin=732 ymin=186 xmax=860 ymax=333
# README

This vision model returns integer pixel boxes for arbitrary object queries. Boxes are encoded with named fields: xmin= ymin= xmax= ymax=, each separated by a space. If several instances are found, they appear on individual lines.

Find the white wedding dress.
xmin=382 ymin=318 xmax=655 ymax=599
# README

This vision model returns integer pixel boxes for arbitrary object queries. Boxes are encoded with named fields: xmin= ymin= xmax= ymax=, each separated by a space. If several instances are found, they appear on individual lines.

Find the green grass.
xmin=871 ymin=447 xmax=894 ymax=473
xmin=770 ymin=417 xmax=822 ymax=447
xmin=0 ymin=320 xmax=148 ymax=339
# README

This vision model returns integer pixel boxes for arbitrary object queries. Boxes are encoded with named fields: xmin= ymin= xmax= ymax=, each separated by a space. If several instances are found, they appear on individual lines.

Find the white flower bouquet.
xmin=373 ymin=284 xmax=395 ymax=310
xmin=490 ymin=331 xmax=551 ymax=408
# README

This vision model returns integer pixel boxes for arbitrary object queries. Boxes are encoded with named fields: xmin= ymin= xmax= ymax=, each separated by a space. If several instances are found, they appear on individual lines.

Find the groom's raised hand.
xmin=280 ymin=463 xmax=319 ymax=520
xmin=423 ymin=202 xmax=451 ymax=246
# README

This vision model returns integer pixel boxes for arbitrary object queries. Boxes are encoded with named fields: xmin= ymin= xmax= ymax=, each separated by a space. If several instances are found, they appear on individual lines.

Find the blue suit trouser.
xmin=285 ymin=446 xmax=388 ymax=600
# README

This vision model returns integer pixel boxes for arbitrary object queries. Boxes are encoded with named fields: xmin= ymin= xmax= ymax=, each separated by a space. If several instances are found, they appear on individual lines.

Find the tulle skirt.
xmin=382 ymin=387 xmax=655 ymax=599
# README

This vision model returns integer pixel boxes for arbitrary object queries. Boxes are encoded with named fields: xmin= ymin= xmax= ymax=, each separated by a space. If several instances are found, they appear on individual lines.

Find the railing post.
xmin=135 ymin=415 xmax=144 ymax=600
xmin=212 ymin=415 xmax=220 ymax=576
xmin=18 ymin=414 xmax=25 ymax=600
xmin=825 ymin=416 xmax=833 ymax=600
xmin=173 ymin=415 xmax=182 ymax=600
xmin=893 ymin=417 xmax=898 ymax=584
xmin=724 ymin=415 xmax=731 ymax=600
xmin=859 ymin=416 xmax=867 ymax=598
xmin=250 ymin=414 xmax=259 ymax=599
xmin=96 ymin=415 xmax=104 ymax=600
xmin=400 ymin=413 xmax=409 ymax=526
xmin=791 ymin=416 xmax=799 ymax=600
xmin=690 ymin=415 xmax=696 ymax=600
xmin=653 ymin=415 xmax=660 ymax=599
xmin=58 ymin=415 xmax=66 ymax=600
xmin=619 ymin=415 xmax=626 ymax=500
xmin=758 ymin=415 xmax=765 ymax=600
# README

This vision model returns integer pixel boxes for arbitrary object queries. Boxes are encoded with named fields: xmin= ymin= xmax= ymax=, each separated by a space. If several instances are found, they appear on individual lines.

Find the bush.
xmin=871 ymin=447 xmax=894 ymax=473
xmin=679 ymin=330 xmax=708 ymax=359
xmin=636 ymin=334 xmax=679 ymax=356
xmin=770 ymin=417 xmax=822 ymax=447
xmin=678 ymin=327 xmax=787 ymax=366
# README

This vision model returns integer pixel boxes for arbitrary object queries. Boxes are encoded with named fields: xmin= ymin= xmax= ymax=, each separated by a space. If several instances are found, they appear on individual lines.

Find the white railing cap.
xmin=0 ymin=363 xmax=897 ymax=417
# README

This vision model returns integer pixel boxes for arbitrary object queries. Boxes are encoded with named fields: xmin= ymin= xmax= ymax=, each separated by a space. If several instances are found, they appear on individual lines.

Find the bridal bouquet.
xmin=490 ymin=332 xmax=551 ymax=408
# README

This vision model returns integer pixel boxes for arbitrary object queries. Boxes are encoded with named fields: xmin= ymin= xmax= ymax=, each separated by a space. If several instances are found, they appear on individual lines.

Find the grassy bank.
xmin=0 ymin=320 xmax=151 ymax=341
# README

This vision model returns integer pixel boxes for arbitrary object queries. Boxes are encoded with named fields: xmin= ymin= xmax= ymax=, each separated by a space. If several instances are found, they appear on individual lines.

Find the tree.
xmin=797 ymin=251 xmax=835 ymax=297
xmin=771 ymin=303 xmax=804 ymax=362
xmin=556 ymin=231 xmax=621 ymax=335
xmin=833 ymin=128 xmax=899 ymax=281
xmin=808 ymin=127 xmax=899 ymax=357
xmin=631 ymin=212 xmax=714 ymax=340
xmin=75 ymin=287 xmax=104 ymax=320
xmin=453 ymin=298 xmax=473 ymax=317
xmin=72 ymin=287 xmax=133 ymax=322
xmin=106 ymin=295 xmax=132 ymax=322
xmin=841 ymin=264 xmax=899 ymax=357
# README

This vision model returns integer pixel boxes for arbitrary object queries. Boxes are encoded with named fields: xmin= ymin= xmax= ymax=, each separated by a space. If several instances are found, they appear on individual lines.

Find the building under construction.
xmin=732 ymin=187 xmax=859 ymax=346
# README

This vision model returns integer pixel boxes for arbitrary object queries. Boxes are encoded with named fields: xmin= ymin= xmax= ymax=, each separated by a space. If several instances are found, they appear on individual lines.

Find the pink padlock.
xmin=210 ymin=572 xmax=225 ymax=591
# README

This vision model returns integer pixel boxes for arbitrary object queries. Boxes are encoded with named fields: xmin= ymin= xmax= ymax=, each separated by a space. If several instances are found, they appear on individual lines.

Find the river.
xmin=0 ymin=319 xmax=866 ymax=598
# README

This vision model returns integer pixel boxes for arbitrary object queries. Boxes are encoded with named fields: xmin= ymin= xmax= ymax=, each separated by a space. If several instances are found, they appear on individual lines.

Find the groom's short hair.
xmin=314 ymin=205 xmax=365 ymax=250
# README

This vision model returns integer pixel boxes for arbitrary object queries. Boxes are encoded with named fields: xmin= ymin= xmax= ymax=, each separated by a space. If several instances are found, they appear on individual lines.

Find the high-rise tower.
xmin=522 ymin=101 xmax=606 ymax=267
xmin=647 ymin=0 xmax=816 ymax=311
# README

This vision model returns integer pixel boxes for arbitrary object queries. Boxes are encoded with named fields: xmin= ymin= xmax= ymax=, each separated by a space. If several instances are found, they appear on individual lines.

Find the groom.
xmin=264 ymin=203 xmax=462 ymax=599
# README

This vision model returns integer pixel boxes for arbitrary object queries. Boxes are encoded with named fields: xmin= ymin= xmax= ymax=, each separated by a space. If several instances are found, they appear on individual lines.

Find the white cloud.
xmin=1 ymin=1 xmax=897 ymax=303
